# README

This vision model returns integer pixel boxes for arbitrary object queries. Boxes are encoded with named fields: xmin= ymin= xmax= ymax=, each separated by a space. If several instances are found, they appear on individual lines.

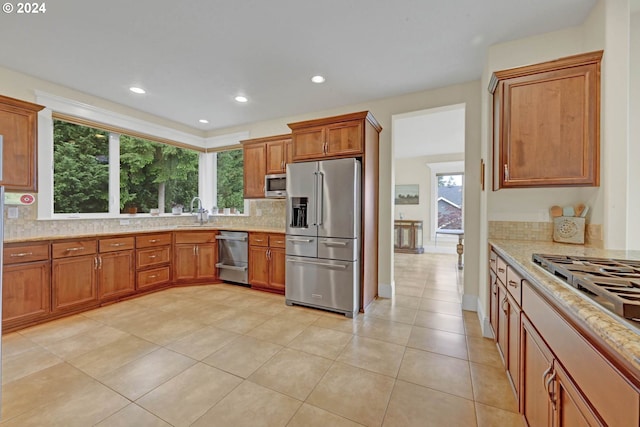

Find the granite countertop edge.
xmin=5 ymin=226 xmax=287 ymax=244
xmin=489 ymin=238 xmax=640 ymax=373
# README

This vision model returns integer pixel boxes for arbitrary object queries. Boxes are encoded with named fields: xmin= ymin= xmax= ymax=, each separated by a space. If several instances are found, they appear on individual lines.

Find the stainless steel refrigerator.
xmin=285 ymin=158 xmax=361 ymax=317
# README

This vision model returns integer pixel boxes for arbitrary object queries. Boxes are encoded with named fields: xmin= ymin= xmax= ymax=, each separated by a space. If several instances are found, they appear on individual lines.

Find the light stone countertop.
xmin=490 ymin=239 xmax=640 ymax=374
xmin=5 ymin=225 xmax=286 ymax=244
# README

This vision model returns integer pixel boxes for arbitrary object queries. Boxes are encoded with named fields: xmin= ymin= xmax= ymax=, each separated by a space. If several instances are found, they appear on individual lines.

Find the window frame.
xmin=36 ymin=91 xmax=248 ymax=220
xmin=427 ymin=161 xmax=464 ymax=242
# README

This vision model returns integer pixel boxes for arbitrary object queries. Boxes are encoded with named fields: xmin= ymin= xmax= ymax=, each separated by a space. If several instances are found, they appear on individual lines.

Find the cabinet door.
xmin=195 ymin=243 xmax=217 ymax=281
xmin=268 ymin=247 xmax=286 ymax=293
xmin=292 ymin=126 xmax=326 ymax=161
xmin=326 ymin=120 xmax=363 ymax=156
xmin=249 ymin=246 xmax=269 ymax=288
xmin=174 ymin=244 xmax=197 ymax=281
xmin=507 ymin=293 xmax=521 ymax=399
xmin=0 ymin=96 xmax=44 ymax=191
xmin=521 ymin=316 xmax=553 ymax=427
xmin=52 ymin=255 xmax=98 ymax=312
xmin=243 ymin=143 xmax=267 ymax=198
xmin=3 ymin=261 xmax=50 ymax=325
xmin=98 ymin=251 xmax=135 ymax=300
xmin=489 ymin=269 xmax=499 ymax=337
xmin=497 ymin=284 xmax=508 ymax=364
xmin=494 ymin=53 xmax=601 ymax=188
xmin=554 ymin=362 xmax=602 ymax=427
xmin=266 ymin=139 xmax=287 ymax=174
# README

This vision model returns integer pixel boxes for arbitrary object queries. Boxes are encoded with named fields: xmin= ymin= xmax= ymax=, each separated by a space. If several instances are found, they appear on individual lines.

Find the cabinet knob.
xmin=508 ymin=280 xmax=519 ymax=288
xmin=148 ymin=239 xmax=159 ymax=243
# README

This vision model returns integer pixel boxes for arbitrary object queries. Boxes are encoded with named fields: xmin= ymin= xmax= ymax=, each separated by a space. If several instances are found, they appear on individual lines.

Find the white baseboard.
xmin=378 ymin=281 xmax=394 ymax=299
xmin=476 ymin=297 xmax=494 ymax=339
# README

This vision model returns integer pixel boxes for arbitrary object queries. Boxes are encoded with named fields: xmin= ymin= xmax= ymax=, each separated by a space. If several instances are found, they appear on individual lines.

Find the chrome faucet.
xmin=190 ymin=196 xmax=208 ymax=224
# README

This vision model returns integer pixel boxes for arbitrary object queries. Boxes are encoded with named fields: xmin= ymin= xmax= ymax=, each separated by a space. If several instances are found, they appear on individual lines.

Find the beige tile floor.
xmin=0 ymin=253 xmax=523 ymax=426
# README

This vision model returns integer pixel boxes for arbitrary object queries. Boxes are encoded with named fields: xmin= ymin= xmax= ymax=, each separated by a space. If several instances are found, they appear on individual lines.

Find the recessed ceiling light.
xmin=129 ymin=86 xmax=146 ymax=94
xmin=235 ymin=95 xmax=248 ymax=103
xmin=199 ymin=119 xmax=209 ymax=124
xmin=311 ymin=75 xmax=326 ymax=84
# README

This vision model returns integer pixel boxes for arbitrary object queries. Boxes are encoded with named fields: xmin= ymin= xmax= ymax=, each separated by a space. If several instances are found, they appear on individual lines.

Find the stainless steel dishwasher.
xmin=215 ymin=231 xmax=249 ymax=285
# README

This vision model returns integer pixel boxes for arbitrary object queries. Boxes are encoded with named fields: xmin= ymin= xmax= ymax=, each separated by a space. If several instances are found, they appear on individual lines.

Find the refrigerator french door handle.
xmin=312 ymin=171 xmax=318 ymax=226
xmin=317 ymin=171 xmax=324 ymax=226
xmin=286 ymin=258 xmax=348 ymax=269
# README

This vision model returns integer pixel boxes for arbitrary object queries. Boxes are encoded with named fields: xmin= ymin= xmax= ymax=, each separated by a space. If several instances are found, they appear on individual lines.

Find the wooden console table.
xmin=394 ymin=220 xmax=424 ymax=254
xmin=435 ymin=229 xmax=464 ymax=269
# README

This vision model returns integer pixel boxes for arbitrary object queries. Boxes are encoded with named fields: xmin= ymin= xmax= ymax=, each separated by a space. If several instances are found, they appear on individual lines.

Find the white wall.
xmin=629 ymin=9 xmax=640 ymax=246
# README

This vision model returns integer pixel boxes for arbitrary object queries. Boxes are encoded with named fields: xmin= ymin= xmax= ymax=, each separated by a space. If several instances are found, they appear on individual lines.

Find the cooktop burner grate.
xmin=532 ymin=253 xmax=640 ymax=320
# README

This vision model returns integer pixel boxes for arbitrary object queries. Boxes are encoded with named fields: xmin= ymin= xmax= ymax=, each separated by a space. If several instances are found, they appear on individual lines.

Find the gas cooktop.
xmin=532 ymin=253 xmax=640 ymax=321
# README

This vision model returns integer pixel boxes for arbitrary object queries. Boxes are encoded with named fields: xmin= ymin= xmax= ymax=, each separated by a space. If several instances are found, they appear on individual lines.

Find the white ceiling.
xmin=0 ymin=0 xmax=596 ymax=133
xmin=394 ymin=104 xmax=465 ymax=158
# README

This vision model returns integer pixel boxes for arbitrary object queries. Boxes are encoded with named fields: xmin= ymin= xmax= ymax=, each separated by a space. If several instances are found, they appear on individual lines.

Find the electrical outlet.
xmin=119 ymin=219 xmax=130 ymax=226
xmin=256 ymin=209 xmax=262 ymax=216
xmin=538 ymin=209 xmax=550 ymax=222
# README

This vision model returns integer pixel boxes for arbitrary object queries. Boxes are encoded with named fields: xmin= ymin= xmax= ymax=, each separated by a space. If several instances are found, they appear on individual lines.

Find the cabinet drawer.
xmin=137 ymin=246 xmax=171 ymax=269
xmin=496 ymin=255 xmax=507 ymax=284
xmin=522 ymin=281 xmax=639 ymax=427
xmin=136 ymin=233 xmax=172 ymax=248
xmin=505 ymin=265 xmax=523 ymax=306
xmin=268 ymin=234 xmax=285 ymax=248
xmin=174 ymin=231 xmax=217 ymax=244
xmin=250 ymin=233 xmax=269 ymax=247
xmin=99 ymin=236 xmax=135 ymax=253
xmin=489 ymin=250 xmax=498 ymax=273
xmin=137 ymin=266 xmax=170 ymax=289
xmin=52 ymin=240 xmax=97 ymax=259
xmin=4 ymin=242 xmax=49 ymax=264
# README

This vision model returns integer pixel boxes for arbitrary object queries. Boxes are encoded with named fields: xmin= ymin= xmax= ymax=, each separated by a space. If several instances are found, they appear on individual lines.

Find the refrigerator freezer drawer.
xmin=285 ymin=235 xmax=317 ymax=257
xmin=318 ymin=237 xmax=358 ymax=261
xmin=285 ymin=256 xmax=359 ymax=317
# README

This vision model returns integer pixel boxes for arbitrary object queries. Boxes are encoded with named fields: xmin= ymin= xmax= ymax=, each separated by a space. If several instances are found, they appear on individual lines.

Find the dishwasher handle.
xmin=215 ymin=263 xmax=248 ymax=271
xmin=216 ymin=235 xmax=248 ymax=241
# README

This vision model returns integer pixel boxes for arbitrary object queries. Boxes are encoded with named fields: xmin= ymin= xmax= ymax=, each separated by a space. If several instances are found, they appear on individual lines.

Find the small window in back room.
xmin=437 ymin=173 xmax=463 ymax=230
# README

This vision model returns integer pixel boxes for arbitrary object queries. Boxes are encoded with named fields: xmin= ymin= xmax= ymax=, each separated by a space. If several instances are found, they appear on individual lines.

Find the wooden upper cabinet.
xmin=0 ymin=94 xmax=45 ymax=191
xmin=289 ymin=112 xmax=380 ymax=162
xmin=490 ymin=51 xmax=602 ymax=189
xmin=243 ymin=142 xmax=267 ymax=198
xmin=265 ymin=137 xmax=292 ymax=175
xmin=242 ymin=134 xmax=292 ymax=198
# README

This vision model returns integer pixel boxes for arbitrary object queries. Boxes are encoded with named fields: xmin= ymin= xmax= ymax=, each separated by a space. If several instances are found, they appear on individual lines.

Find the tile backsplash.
xmin=4 ymin=198 xmax=286 ymax=240
xmin=489 ymin=221 xmax=603 ymax=248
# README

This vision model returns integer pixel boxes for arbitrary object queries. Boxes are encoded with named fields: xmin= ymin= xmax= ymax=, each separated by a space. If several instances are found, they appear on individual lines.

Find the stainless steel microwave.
xmin=265 ymin=173 xmax=286 ymax=198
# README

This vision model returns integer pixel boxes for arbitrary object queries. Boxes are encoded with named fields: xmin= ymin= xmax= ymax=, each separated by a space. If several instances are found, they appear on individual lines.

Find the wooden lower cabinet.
xmin=249 ymin=233 xmax=285 ymax=294
xmin=98 ymin=250 xmax=135 ymax=300
xmin=52 ymin=254 xmax=99 ymax=313
xmin=98 ymin=236 xmax=135 ymax=301
xmin=136 ymin=233 xmax=172 ymax=290
xmin=3 ymin=260 xmax=50 ymax=328
xmin=2 ymin=242 xmax=51 ymax=330
xmin=174 ymin=232 xmax=217 ymax=283
xmin=521 ymin=316 xmax=600 ymax=427
xmin=490 ymin=245 xmax=639 ymax=427
xmin=521 ymin=315 xmax=553 ymax=427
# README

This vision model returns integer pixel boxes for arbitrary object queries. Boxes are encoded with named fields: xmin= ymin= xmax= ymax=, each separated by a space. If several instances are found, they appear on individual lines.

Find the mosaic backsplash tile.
xmin=489 ymin=221 xmax=603 ymax=248
xmin=4 ymin=198 xmax=286 ymax=240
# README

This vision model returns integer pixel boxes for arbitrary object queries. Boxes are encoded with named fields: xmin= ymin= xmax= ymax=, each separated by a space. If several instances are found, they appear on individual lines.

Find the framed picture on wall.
xmin=395 ymin=184 xmax=419 ymax=205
